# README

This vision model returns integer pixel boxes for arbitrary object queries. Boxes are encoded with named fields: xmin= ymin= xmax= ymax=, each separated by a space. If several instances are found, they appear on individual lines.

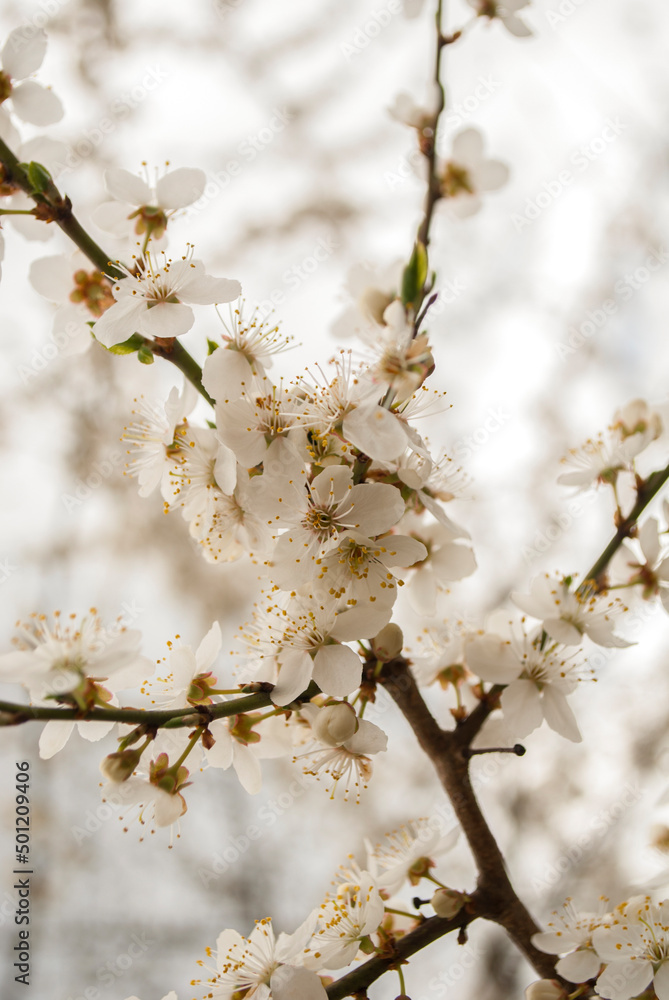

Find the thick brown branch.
xmin=379 ymin=658 xmax=561 ymax=983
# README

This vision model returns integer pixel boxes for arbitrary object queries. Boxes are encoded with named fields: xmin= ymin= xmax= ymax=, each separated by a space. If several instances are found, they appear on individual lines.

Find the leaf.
xmin=107 ymin=333 xmax=145 ymax=355
xmin=401 ymin=241 xmax=428 ymax=309
xmin=138 ymin=344 xmax=155 ymax=365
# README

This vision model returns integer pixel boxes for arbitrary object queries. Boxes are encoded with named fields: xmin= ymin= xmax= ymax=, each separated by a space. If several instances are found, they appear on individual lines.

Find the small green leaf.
xmin=25 ymin=161 xmax=53 ymax=194
xmin=207 ymin=339 xmax=219 ymax=355
xmin=138 ymin=345 xmax=155 ymax=365
xmin=107 ymin=333 xmax=145 ymax=355
xmin=401 ymin=241 xmax=428 ymax=309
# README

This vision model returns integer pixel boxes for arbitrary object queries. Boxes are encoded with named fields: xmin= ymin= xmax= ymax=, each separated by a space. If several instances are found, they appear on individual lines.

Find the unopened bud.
xmin=431 ymin=888 xmax=468 ymax=919
xmin=100 ymin=748 xmax=143 ymax=783
xmin=371 ymin=624 xmax=404 ymax=661
xmin=312 ymin=703 xmax=359 ymax=746
xmin=524 ymin=980 xmax=567 ymax=1000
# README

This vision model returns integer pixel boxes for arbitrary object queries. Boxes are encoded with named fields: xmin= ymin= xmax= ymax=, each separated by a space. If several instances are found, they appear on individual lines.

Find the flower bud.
xmin=524 ymin=980 xmax=567 ymax=1000
xmin=100 ymin=748 xmax=143 ymax=783
xmin=431 ymin=888 xmax=468 ymax=919
xmin=371 ymin=624 xmax=404 ymax=662
xmin=312 ymin=703 xmax=359 ymax=746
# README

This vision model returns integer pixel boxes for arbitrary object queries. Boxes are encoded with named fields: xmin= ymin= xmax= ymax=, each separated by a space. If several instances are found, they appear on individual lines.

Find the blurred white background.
xmin=2 ymin=0 xmax=669 ymax=997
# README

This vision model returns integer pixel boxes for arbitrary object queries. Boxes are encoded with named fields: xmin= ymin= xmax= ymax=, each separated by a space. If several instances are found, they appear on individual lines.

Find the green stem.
xmin=580 ymin=459 xmax=669 ymax=590
xmin=171 ymin=727 xmax=203 ymax=769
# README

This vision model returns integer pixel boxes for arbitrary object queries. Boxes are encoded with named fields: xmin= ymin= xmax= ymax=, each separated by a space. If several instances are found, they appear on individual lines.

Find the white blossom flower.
xmin=315 ymin=529 xmax=427 ymax=612
xmin=593 ymin=896 xmax=669 ymax=1000
xmin=618 ymin=518 xmax=669 ymax=613
xmin=92 ymin=247 xmax=241 ymax=347
xmin=532 ymin=897 xmax=610 ymax=983
xmin=0 ymin=27 xmax=63 ymax=126
xmin=162 ymin=423 xmax=237 ymax=519
xmin=557 ymin=436 xmax=639 ymax=490
xmin=29 ymin=252 xmax=115 ymax=355
xmin=241 ymin=596 xmax=371 ymax=706
xmin=512 ymin=574 xmax=633 ymax=648
xmin=188 ymin=471 xmax=271 ymax=564
xmin=466 ymin=627 xmax=589 ymax=741
xmin=298 ymin=706 xmax=388 ymax=801
xmin=365 ymin=818 xmax=460 ymax=895
xmin=388 ymin=85 xmax=441 ymax=130
xmin=216 ymin=377 xmax=308 ymax=468
xmin=364 ymin=299 xmax=434 ymax=401
xmin=0 ymin=609 xmax=150 ymax=702
xmin=330 ymin=260 xmax=403 ymax=342
xmin=305 ymin=873 xmax=385 ymax=969
xmin=122 ymin=382 xmax=197 ymax=498
xmin=93 ymin=164 xmax=206 ymax=240
xmin=203 ymin=304 xmax=294 ymax=402
xmin=402 ymin=519 xmax=476 ymax=615
xmin=438 ymin=128 xmax=509 ymax=218
xmin=194 ymin=914 xmax=327 ymax=1000
xmin=612 ymin=398 xmax=663 ymax=454
xmin=102 ymin=772 xmax=188 ymax=840
xmin=251 ymin=464 xmax=406 ymax=589
xmin=465 ymin=0 xmax=532 ymax=37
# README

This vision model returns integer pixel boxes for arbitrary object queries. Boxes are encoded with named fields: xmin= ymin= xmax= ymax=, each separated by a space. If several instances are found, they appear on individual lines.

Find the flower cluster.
xmin=528 ymin=895 xmax=669 ymax=1000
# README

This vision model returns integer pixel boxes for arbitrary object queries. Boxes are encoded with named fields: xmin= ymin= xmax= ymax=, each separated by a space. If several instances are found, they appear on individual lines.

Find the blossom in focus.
xmin=593 ymin=896 xmax=669 ymax=1000
xmin=619 ymin=517 xmax=669 ymax=612
xmin=92 ymin=164 xmax=206 ymax=241
xmin=465 ymin=0 xmax=532 ymax=37
xmin=438 ymin=128 xmax=509 ymax=218
xmin=365 ymin=818 xmax=460 ymax=895
xmin=532 ymin=897 xmax=610 ymax=982
xmin=92 ymin=247 xmax=241 ymax=347
xmin=512 ymin=574 xmax=633 ymax=648
xmin=0 ymin=27 xmax=63 ymax=126
xmin=193 ymin=914 xmax=328 ymax=1000
xmin=305 ymin=872 xmax=385 ymax=970
xmin=203 ymin=304 xmax=294 ymax=402
xmin=299 ymin=706 xmax=388 ymax=801
xmin=122 ymin=382 xmax=197 ymax=498
xmin=466 ymin=626 xmax=589 ymax=741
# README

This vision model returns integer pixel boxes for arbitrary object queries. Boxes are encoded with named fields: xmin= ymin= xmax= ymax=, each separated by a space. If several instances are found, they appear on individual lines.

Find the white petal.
xmin=2 ymin=27 xmax=46 ymax=79
xmin=104 ymin=167 xmax=152 ymax=206
xmin=542 ymin=617 xmax=584 ymax=646
xmin=93 ymin=297 xmax=145 ymax=348
xmin=345 ymin=718 xmax=388 ymax=754
xmin=232 ymin=743 xmax=263 ymax=794
xmin=312 ymin=644 xmax=362 ymax=697
xmin=343 ymin=483 xmax=406 ymax=535
xmin=270 ymin=966 xmax=328 ymax=1000
xmin=29 ymin=255 xmax=72 ymax=303
xmin=11 ymin=80 xmax=63 ymax=125
xmin=430 ymin=543 xmax=477 ymax=581
xmin=500 ymin=681 xmax=543 ymax=737
xmin=184 ymin=274 xmax=241 ymax=305
xmin=92 ymin=201 xmax=134 ymax=237
xmin=204 ymin=721 xmax=233 ymax=768
xmin=138 ymin=301 xmax=195 ymax=339
xmin=271 ymin=649 xmax=313 ymax=706
xmin=639 ymin=518 xmax=661 ymax=565
xmin=466 ymin=634 xmax=521 ymax=683
xmin=39 ymin=720 xmax=74 ymax=759
xmin=156 ymin=167 xmax=206 ymax=209
xmin=503 ymin=13 xmax=533 ymax=36
xmin=541 ymin=687 xmax=582 ymax=743
xmin=475 ymin=159 xmax=509 ymax=192
xmin=196 ymin=621 xmax=222 ymax=672
xmin=203 ymin=347 xmax=253 ymax=401
xmin=557 ymin=949 xmax=601 ymax=983
xmin=451 ymin=128 xmax=484 ymax=167
xmin=595 ymin=959 xmax=652 ymax=1000
xmin=343 ymin=404 xmax=407 ymax=461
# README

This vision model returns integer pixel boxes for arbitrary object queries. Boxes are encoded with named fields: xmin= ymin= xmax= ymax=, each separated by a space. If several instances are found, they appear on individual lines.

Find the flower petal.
xmin=11 ymin=80 xmax=63 ymax=125
xmin=156 ymin=167 xmax=206 ymax=209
